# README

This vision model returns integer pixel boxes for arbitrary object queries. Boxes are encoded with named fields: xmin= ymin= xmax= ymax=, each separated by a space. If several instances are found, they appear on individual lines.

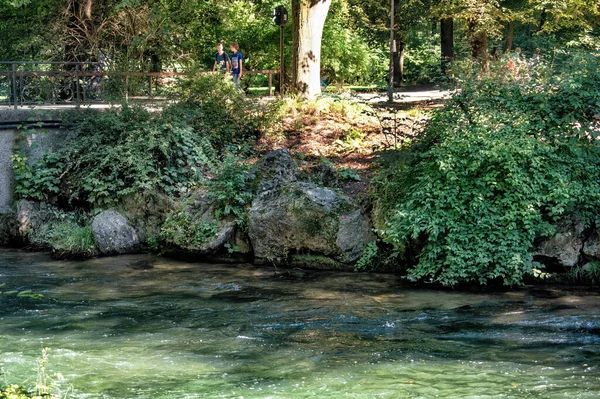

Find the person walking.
xmin=213 ymin=42 xmax=231 ymax=74
xmin=530 ymin=48 xmax=541 ymax=67
xmin=229 ymin=42 xmax=243 ymax=89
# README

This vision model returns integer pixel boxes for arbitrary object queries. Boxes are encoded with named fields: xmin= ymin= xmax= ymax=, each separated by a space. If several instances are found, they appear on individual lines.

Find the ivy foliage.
xmin=203 ymin=153 xmax=253 ymax=227
xmin=14 ymin=105 xmax=212 ymax=207
xmin=12 ymin=76 xmax=269 ymax=208
xmin=373 ymin=53 xmax=600 ymax=286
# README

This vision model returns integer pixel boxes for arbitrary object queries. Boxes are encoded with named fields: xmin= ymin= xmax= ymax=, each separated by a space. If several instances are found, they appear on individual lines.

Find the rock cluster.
xmin=248 ymin=149 xmax=374 ymax=266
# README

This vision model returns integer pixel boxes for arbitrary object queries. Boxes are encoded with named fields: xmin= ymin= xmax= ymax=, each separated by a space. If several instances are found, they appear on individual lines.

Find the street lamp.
xmin=273 ymin=6 xmax=289 ymax=94
xmin=388 ymin=0 xmax=395 ymax=103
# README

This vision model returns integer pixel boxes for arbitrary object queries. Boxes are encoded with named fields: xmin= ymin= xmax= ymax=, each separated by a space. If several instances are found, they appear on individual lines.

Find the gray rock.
xmin=308 ymin=161 xmax=339 ymax=188
xmin=16 ymin=200 xmax=58 ymax=238
xmin=533 ymin=217 xmax=584 ymax=268
xmin=249 ymin=181 xmax=374 ymax=265
xmin=163 ymin=192 xmax=242 ymax=255
xmin=583 ymin=231 xmax=600 ymax=259
xmin=92 ymin=210 xmax=140 ymax=255
xmin=116 ymin=190 xmax=176 ymax=243
xmin=254 ymin=148 xmax=297 ymax=192
xmin=337 ymin=209 xmax=374 ymax=262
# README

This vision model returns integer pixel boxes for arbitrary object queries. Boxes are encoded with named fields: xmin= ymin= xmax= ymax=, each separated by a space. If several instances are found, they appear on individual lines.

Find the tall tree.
xmin=291 ymin=0 xmax=332 ymax=97
xmin=440 ymin=18 xmax=454 ymax=74
xmin=530 ymin=0 xmax=600 ymax=34
xmin=349 ymin=0 xmax=435 ymax=86
xmin=435 ymin=0 xmax=505 ymax=70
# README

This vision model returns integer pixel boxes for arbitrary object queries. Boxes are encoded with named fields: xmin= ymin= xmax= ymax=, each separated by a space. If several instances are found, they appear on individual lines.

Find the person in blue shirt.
xmin=229 ymin=42 xmax=243 ymax=89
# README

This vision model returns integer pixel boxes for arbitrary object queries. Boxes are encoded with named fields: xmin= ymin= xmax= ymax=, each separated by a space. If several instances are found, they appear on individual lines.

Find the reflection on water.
xmin=0 ymin=249 xmax=599 ymax=398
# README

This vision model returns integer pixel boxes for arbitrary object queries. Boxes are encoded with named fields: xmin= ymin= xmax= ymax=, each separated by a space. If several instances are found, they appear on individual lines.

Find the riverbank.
xmin=3 ymin=63 xmax=600 ymax=287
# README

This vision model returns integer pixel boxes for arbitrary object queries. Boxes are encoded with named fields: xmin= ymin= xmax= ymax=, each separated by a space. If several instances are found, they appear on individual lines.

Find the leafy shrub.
xmin=11 ymin=152 xmax=62 ymax=202
xmin=25 ymin=207 xmax=96 ymax=258
xmin=337 ymin=167 xmax=361 ymax=182
xmin=355 ymin=241 xmax=379 ymax=271
xmin=373 ymin=53 xmax=600 ymax=286
xmin=13 ymin=77 xmax=280 ymax=208
xmin=168 ymin=74 xmax=278 ymax=150
xmin=203 ymin=153 xmax=253 ymax=227
xmin=161 ymin=210 xmax=219 ymax=251
xmin=14 ymin=105 xmax=214 ymax=207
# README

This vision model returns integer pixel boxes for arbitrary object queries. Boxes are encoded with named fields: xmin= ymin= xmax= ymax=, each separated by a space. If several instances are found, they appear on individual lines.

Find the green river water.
xmin=0 ymin=249 xmax=599 ymax=398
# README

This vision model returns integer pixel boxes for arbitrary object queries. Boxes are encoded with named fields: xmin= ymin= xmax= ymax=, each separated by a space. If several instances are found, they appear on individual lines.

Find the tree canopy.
xmin=0 ymin=0 xmax=598 ymax=91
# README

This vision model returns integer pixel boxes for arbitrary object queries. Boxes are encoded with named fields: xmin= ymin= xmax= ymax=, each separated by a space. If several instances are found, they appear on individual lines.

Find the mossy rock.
xmin=161 ymin=191 xmax=247 ymax=256
xmin=249 ymin=181 xmax=374 ymax=265
xmin=289 ymin=254 xmax=350 ymax=270
xmin=116 ymin=190 xmax=176 ymax=244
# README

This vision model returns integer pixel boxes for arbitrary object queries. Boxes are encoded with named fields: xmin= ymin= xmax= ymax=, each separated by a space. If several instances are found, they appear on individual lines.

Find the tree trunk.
xmin=537 ymin=8 xmax=547 ymax=32
xmin=393 ymin=41 xmax=405 ymax=87
xmin=65 ymin=0 xmax=95 ymax=62
xmin=469 ymin=19 xmax=489 ymax=72
xmin=504 ymin=21 xmax=514 ymax=53
xmin=292 ymin=0 xmax=331 ymax=98
xmin=440 ymin=18 xmax=454 ymax=75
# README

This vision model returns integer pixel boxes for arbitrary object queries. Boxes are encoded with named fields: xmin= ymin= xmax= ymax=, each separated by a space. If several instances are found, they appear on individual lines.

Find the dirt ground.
xmin=257 ymin=97 xmax=443 ymax=197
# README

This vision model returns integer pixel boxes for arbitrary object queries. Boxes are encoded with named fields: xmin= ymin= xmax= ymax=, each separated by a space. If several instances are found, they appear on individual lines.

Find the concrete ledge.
xmin=0 ymin=109 xmax=64 ymax=124
xmin=0 ymin=129 xmax=14 ymax=213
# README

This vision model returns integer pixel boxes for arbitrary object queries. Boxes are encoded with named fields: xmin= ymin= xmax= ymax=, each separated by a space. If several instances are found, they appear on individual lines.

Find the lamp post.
xmin=273 ymin=6 xmax=289 ymax=95
xmin=388 ymin=0 xmax=395 ymax=103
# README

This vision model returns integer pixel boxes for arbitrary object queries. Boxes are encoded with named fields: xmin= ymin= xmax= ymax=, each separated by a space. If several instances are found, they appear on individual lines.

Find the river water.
xmin=0 ymin=249 xmax=599 ymax=398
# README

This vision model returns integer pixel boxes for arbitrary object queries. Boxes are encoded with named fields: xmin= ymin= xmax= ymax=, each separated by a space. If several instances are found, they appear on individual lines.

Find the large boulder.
xmin=249 ymin=181 xmax=374 ymax=265
xmin=583 ymin=231 xmax=600 ymax=259
xmin=162 ymin=192 xmax=249 ymax=256
xmin=92 ymin=210 xmax=140 ymax=255
xmin=116 ymin=190 xmax=176 ymax=243
xmin=533 ymin=217 xmax=584 ymax=269
xmin=16 ymin=200 xmax=53 ymax=238
xmin=253 ymin=148 xmax=297 ymax=192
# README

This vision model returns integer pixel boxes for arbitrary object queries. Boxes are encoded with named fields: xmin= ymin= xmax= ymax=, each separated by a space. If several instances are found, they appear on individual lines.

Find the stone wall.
xmin=0 ymin=129 xmax=14 ymax=213
xmin=0 ymin=124 xmax=67 ymax=214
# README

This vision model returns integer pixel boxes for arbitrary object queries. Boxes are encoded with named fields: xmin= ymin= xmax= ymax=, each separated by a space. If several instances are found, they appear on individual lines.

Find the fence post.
xmin=75 ymin=65 xmax=81 ymax=108
xmin=149 ymin=75 xmax=153 ymax=97
xmin=11 ymin=64 xmax=17 ymax=110
xmin=268 ymin=72 xmax=273 ymax=96
xmin=19 ymin=68 xmax=23 ymax=107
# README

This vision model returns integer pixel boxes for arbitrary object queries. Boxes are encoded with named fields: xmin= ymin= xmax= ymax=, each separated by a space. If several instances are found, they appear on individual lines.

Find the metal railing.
xmin=0 ymin=62 xmax=280 ymax=109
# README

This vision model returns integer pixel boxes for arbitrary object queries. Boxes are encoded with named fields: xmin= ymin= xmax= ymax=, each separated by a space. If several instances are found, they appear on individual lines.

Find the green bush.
xmin=373 ymin=53 xmax=600 ymax=286
xmin=168 ymin=74 xmax=278 ymax=151
xmin=203 ymin=153 xmax=253 ymax=227
xmin=14 ymin=105 xmax=214 ymax=207
xmin=13 ymin=77 xmax=280 ymax=208
xmin=161 ymin=209 xmax=219 ymax=251
xmin=25 ymin=207 xmax=96 ymax=259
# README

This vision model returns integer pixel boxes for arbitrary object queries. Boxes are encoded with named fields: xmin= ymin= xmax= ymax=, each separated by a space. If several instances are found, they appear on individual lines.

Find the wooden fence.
xmin=0 ymin=62 xmax=279 ymax=109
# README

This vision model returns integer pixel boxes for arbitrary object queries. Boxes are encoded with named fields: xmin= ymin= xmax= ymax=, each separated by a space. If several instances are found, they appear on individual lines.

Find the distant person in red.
xmin=508 ymin=47 xmax=523 ymax=73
